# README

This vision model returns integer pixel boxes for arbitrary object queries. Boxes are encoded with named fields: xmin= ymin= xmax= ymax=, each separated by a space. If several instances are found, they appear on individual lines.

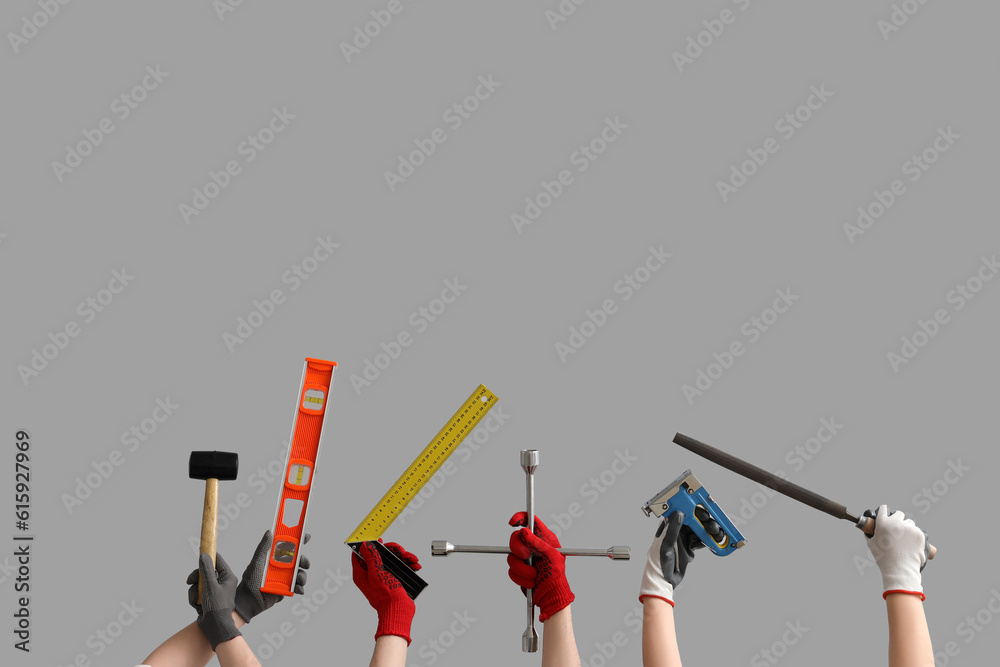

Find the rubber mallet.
xmin=189 ymin=450 xmax=239 ymax=604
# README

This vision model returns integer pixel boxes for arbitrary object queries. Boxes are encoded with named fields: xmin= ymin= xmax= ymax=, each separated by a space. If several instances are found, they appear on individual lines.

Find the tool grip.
xmin=350 ymin=541 xmax=428 ymax=599
xmin=198 ymin=478 xmax=219 ymax=605
xmin=859 ymin=517 xmax=937 ymax=560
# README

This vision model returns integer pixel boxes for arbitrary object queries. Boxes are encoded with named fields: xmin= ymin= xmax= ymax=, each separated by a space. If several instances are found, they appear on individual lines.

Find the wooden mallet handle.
xmin=860 ymin=516 xmax=937 ymax=560
xmin=189 ymin=450 xmax=238 ymax=605
xmin=197 ymin=478 xmax=219 ymax=605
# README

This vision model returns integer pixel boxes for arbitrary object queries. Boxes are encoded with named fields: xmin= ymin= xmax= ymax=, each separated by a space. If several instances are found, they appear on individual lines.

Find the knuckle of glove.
xmin=508 ymin=530 xmax=530 ymax=559
xmin=508 ymin=511 xmax=528 ymax=527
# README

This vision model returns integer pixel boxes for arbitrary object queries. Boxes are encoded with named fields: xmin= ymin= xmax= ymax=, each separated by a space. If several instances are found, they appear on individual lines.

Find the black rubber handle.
xmin=349 ymin=541 xmax=428 ymax=600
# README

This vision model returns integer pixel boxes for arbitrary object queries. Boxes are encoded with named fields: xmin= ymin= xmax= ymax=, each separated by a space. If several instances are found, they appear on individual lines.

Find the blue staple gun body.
xmin=641 ymin=469 xmax=747 ymax=556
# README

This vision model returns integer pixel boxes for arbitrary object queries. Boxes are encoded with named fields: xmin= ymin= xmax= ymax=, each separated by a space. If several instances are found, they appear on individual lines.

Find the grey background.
xmin=2 ymin=1 xmax=997 ymax=665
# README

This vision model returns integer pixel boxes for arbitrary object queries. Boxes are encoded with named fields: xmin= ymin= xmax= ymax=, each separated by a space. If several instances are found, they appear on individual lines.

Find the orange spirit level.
xmin=260 ymin=357 xmax=336 ymax=596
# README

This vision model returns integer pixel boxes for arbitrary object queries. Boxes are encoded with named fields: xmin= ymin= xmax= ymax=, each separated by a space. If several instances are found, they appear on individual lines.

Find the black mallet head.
xmin=189 ymin=451 xmax=239 ymax=481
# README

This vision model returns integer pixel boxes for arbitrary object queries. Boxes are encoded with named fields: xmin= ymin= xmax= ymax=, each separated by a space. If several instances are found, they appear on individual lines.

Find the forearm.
xmin=216 ymin=635 xmax=261 ymax=667
xmin=541 ymin=606 xmax=582 ymax=667
xmin=886 ymin=594 xmax=933 ymax=667
xmin=641 ymin=597 xmax=682 ymax=667
xmin=370 ymin=634 xmax=408 ymax=667
xmin=142 ymin=612 xmax=246 ymax=667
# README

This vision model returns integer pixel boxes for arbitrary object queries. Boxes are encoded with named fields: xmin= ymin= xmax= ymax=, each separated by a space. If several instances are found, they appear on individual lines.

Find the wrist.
xmin=538 ymin=589 xmax=575 ymax=623
xmin=233 ymin=595 xmax=254 ymax=625
xmin=545 ymin=604 xmax=572 ymax=626
xmin=375 ymin=634 xmax=409 ymax=650
xmin=233 ymin=582 xmax=271 ymax=627
xmin=199 ymin=609 xmax=242 ymax=650
xmin=883 ymin=589 xmax=926 ymax=602
xmin=639 ymin=594 xmax=675 ymax=608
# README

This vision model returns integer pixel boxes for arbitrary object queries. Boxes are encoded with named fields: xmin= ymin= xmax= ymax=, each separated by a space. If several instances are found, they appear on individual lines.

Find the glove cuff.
xmin=233 ymin=591 xmax=256 ymax=625
xmin=375 ymin=598 xmax=416 ymax=646
xmin=538 ymin=589 xmax=575 ymax=623
xmin=639 ymin=569 xmax=675 ymax=605
xmin=198 ymin=609 xmax=242 ymax=650
xmin=639 ymin=594 xmax=675 ymax=608
xmin=883 ymin=589 xmax=926 ymax=602
xmin=880 ymin=567 xmax=922 ymax=598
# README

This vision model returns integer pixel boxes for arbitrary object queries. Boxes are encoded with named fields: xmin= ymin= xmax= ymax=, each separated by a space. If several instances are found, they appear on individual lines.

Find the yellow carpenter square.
xmin=346 ymin=384 xmax=498 ymax=543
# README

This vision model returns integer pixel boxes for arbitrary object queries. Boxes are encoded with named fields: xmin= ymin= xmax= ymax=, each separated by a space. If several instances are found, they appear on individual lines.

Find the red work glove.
xmin=507 ymin=512 xmax=575 ymax=622
xmin=352 ymin=540 xmax=421 ymax=645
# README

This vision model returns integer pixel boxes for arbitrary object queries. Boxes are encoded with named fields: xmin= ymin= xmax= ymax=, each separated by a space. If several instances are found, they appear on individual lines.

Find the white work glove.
xmin=639 ymin=511 xmax=715 ymax=607
xmin=864 ymin=505 xmax=928 ymax=600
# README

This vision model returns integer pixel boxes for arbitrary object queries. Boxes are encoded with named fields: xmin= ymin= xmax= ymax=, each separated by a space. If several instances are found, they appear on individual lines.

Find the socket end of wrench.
xmin=431 ymin=541 xmax=453 ymax=557
xmin=608 ymin=545 xmax=630 ymax=560
xmin=522 ymin=627 xmax=539 ymax=653
xmin=520 ymin=449 xmax=539 ymax=474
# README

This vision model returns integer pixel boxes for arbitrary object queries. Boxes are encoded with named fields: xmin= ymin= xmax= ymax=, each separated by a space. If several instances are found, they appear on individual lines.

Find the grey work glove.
xmin=233 ymin=530 xmax=311 ymax=623
xmin=187 ymin=531 xmax=311 ymax=623
xmin=194 ymin=552 xmax=242 ymax=650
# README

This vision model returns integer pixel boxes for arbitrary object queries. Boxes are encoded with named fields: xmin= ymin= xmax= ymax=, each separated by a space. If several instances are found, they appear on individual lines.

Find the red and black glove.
xmin=352 ymin=540 xmax=421 ymax=645
xmin=507 ymin=512 xmax=575 ymax=622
